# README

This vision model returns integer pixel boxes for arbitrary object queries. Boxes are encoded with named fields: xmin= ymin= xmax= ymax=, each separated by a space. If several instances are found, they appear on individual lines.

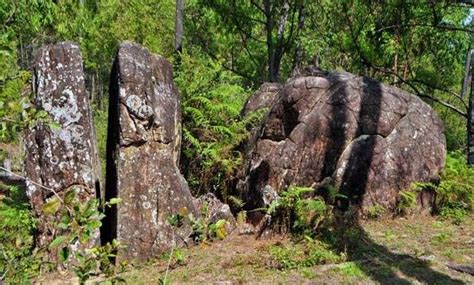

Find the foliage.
xmin=0 ymin=71 xmax=46 ymax=143
xmin=269 ymin=236 xmax=344 ymax=270
xmin=436 ymin=151 xmax=474 ymax=224
xmin=176 ymin=50 xmax=259 ymax=198
xmin=266 ymin=186 xmax=335 ymax=235
xmin=34 ymin=192 xmax=123 ymax=284
xmin=396 ymin=190 xmax=417 ymax=215
xmin=0 ymin=185 xmax=39 ymax=283
xmin=366 ymin=204 xmax=386 ymax=219
xmin=167 ymin=202 xmax=229 ymax=244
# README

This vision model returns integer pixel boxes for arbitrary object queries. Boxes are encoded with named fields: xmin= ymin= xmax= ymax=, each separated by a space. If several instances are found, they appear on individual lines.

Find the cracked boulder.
xmin=104 ymin=42 xmax=197 ymax=262
xmin=241 ymin=82 xmax=282 ymax=116
xmin=24 ymin=42 xmax=101 ymax=255
xmin=238 ymin=70 xmax=446 ymax=215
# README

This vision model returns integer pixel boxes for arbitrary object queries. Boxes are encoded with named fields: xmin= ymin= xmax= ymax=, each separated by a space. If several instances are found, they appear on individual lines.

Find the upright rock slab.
xmin=104 ymin=42 xmax=197 ymax=262
xmin=238 ymin=70 xmax=446 ymax=215
xmin=24 ymin=42 xmax=100 ymax=252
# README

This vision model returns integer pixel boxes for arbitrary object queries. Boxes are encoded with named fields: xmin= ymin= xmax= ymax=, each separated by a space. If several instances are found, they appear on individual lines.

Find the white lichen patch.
xmin=124 ymin=93 xmax=154 ymax=120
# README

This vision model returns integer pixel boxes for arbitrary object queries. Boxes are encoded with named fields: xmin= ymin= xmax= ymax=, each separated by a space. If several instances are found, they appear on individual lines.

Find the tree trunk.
xmin=264 ymin=0 xmax=276 ymax=82
xmin=468 ymin=50 xmax=474 ymax=165
xmin=175 ymin=0 xmax=185 ymax=53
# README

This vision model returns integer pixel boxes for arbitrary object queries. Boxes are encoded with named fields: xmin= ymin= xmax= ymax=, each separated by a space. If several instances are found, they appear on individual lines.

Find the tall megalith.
xmin=104 ymin=42 xmax=197 ymax=262
xmin=24 ymin=42 xmax=101 ymax=256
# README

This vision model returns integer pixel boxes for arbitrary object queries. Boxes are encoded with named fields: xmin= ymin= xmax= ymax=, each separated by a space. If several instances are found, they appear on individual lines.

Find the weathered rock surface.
xmin=238 ymin=70 xmax=446 ymax=214
xmin=241 ymin=82 xmax=282 ymax=116
xmin=193 ymin=193 xmax=237 ymax=233
xmin=24 ymin=42 xmax=101 ymax=251
xmin=104 ymin=42 xmax=197 ymax=262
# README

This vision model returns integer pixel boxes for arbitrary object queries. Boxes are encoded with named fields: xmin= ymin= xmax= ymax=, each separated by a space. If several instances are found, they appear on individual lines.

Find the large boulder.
xmin=24 ymin=42 xmax=101 ymax=254
xmin=104 ymin=42 xmax=197 ymax=262
xmin=238 ymin=70 xmax=446 ymax=215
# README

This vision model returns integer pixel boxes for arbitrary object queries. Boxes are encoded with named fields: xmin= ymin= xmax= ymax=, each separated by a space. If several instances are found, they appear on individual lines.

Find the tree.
xmin=468 ymin=50 xmax=474 ymax=165
xmin=175 ymin=0 xmax=185 ymax=53
xmin=187 ymin=0 xmax=307 ymax=84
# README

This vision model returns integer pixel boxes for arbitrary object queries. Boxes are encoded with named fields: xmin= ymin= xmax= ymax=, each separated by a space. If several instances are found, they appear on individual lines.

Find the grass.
xmin=30 ymin=210 xmax=473 ymax=284
xmin=100 ymin=215 xmax=474 ymax=284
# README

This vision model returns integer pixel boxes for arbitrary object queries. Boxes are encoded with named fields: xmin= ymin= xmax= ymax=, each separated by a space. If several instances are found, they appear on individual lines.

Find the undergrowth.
xmin=175 ymin=50 xmax=262 ymax=199
xmin=0 ymin=185 xmax=39 ymax=283
xmin=0 ymin=184 xmax=124 ymax=284
xmin=269 ymin=236 xmax=344 ymax=270
xmin=436 ymin=151 xmax=474 ymax=224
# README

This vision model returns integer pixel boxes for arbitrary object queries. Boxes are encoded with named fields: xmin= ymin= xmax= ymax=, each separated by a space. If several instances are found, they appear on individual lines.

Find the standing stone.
xmin=104 ymin=42 xmax=197 ymax=262
xmin=24 ymin=42 xmax=101 ymax=254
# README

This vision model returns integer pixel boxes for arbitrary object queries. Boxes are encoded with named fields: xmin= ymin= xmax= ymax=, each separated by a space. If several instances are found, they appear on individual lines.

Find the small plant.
xmin=167 ymin=203 xmax=230 ymax=244
xmin=265 ymin=185 xmax=334 ymax=235
xmin=43 ymin=191 xmax=124 ymax=284
xmin=236 ymin=210 xmax=247 ymax=225
xmin=366 ymin=204 xmax=386 ymax=219
xmin=396 ymin=190 xmax=417 ymax=215
xmin=436 ymin=151 xmax=474 ymax=224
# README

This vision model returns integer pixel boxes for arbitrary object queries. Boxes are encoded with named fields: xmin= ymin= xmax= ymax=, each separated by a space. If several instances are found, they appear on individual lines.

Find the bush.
xmin=266 ymin=186 xmax=334 ymax=235
xmin=0 ymin=185 xmax=40 ymax=283
xmin=436 ymin=151 xmax=474 ymax=223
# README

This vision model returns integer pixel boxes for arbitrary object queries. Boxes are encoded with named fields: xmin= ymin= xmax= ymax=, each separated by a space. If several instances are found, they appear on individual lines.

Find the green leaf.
xmin=215 ymin=219 xmax=226 ymax=229
xmin=59 ymin=246 xmax=70 ymax=263
xmin=216 ymin=227 xmax=227 ymax=240
xmin=108 ymin=198 xmax=122 ymax=205
xmin=57 ymin=222 xmax=69 ymax=230
xmin=42 ymin=197 xmax=61 ymax=215
xmin=49 ymin=235 xmax=66 ymax=249
xmin=64 ymin=189 xmax=76 ymax=205
xmin=49 ymin=121 xmax=61 ymax=131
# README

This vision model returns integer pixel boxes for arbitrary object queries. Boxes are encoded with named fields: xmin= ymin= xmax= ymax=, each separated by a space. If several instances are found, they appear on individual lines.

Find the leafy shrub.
xmin=0 ymin=71 xmax=39 ymax=143
xmin=436 ymin=151 xmax=474 ymax=223
xmin=266 ymin=186 xmax=334 ymax=235
xmin=0 ymin=185 xmax=39 ymax=283
xmin=42 ymin=191 xmax=124 ymax=284
xmin=92 ymin=102 xmax=108 ymax=179
xmin=175 ymin=50 xmax=260 ymax=198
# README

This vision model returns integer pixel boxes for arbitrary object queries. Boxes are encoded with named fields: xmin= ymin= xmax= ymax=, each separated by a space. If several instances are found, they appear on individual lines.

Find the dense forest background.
xmin=1 ymin=0 xmax=474 ymax=282
xmin=1 ymin=0 xmax=473 ymax=206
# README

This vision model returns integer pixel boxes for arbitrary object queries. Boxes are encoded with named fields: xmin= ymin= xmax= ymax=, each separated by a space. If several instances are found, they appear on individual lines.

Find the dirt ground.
xmin=118 ymin=215 xmax=473 ymax=285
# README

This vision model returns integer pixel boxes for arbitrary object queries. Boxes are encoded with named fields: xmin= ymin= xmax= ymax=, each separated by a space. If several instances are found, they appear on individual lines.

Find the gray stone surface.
xmin=193 ymin=193 xmax=237 ymax=233
xmin=241 ymin=82 xmax=282 ymax=116
xmin=24 ymin=42 xmax=101 ymax=253
xmin=104 ymin=42 xmax=197 ymax=262
xmin=238 ymin=71 xmax=446 ymax=215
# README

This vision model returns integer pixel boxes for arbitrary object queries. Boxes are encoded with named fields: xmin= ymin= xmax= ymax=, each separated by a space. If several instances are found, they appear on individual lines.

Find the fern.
xmin=176 ymin=50 xmax=254 ymax=197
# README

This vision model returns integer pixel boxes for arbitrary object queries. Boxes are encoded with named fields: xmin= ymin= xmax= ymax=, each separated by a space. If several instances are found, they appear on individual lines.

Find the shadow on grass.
xmin=320 ymin=76 xmax=465 ymax=284
xmin=322 ymin=219 xmax=466 ymax=285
